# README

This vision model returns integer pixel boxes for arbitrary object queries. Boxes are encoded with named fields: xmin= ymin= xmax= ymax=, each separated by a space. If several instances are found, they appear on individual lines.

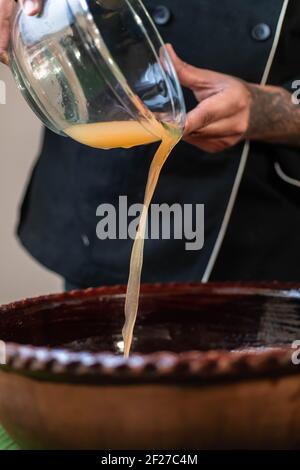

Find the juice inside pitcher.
xmin=65 ymin=119 xmax=182 ymax=357
xmin=65 ymin=121 xmax=160 ymax=149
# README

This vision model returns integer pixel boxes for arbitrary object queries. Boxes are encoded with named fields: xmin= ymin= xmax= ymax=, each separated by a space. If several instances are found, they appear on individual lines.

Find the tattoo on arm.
xmin=246 ymin=84 xmax=300 ymax=147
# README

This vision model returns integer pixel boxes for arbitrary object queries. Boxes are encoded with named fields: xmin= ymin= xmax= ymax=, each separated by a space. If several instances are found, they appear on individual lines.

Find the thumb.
xmin=20 ymin=0 xmax=43 ymax=16
xmin=166 ymin=43 xmax=219 ymax=91
xmin=165 ymin=43 xmax=201 ymax=89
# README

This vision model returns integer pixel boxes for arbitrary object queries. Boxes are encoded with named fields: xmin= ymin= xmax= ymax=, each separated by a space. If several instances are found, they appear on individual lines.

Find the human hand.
xmin=0 ymin=0 xmax=43 ymax=65
xmin=167 ymin=44 xmax=252 ymax=153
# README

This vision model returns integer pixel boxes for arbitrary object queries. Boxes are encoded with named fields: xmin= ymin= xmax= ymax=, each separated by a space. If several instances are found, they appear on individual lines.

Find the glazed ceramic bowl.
xmin=0 ymin=283 xmax=300 ymax=450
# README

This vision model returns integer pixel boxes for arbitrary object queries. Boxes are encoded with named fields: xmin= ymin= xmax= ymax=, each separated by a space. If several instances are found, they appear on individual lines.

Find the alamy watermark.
xmin=292 ymin=340 xmax=300 ymax=365
xmin=0 ymin=79 xmax=6 ymax=105
xmin=292 ymin=80 xmax=300 ymax=105
xmin=96 ymin=196 xmax=205 ymax=251
xmin=0 ymin=340 xmax=6 ymax=365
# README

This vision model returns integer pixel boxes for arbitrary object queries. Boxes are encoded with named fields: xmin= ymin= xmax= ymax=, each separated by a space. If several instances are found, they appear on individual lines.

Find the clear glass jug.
xmin=10 ymin=0 xmax=186 ymax=148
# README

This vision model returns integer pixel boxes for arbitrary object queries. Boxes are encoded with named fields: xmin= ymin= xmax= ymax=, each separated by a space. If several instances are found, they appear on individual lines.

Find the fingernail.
xmin=0 ymin=52 xmax=9 ymax=66
xmin=166 ymin=43 xmax=174 ymax=53
xmin=22 ymin=0 xmax=39 ymax=16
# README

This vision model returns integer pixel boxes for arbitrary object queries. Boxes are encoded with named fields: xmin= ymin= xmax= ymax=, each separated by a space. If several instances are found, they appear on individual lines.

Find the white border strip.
xmin=275 ymin=162 xmax=300 ymax=188
xmin=202 ymin=0 xmax=290 ymax=282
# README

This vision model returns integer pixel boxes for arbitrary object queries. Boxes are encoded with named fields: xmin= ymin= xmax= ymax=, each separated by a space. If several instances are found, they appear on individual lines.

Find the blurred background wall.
xmin=0 ymin=64 xmax=61 ymax=304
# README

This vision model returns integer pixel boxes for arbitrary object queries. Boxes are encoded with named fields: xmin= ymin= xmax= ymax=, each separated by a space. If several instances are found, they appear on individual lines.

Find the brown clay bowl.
xmin=0 ymin=282 xmax=300 ymax=450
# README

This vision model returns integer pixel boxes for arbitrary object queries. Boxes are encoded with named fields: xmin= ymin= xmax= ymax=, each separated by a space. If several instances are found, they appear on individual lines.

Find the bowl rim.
xmin=0 ymin=282 xmax=299 ymax=384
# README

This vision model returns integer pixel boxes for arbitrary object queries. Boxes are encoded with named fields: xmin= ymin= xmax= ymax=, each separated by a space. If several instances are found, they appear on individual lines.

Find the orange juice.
xmin=65 ymin=121 xmax=160 ymax=149
xmin=123 ymin=123 xmax=180 ymax=357
xmin=65 ymin=119 xmax=181 ymax=356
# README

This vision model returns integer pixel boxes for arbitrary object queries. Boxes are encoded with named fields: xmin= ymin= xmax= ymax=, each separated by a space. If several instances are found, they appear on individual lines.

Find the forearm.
xmin=246 ymin=83 xmax=300 ymax=147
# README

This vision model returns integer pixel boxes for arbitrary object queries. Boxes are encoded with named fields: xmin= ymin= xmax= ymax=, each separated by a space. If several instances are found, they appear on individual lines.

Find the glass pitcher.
xmin=9 ymin=0 xmax=186 ymax=148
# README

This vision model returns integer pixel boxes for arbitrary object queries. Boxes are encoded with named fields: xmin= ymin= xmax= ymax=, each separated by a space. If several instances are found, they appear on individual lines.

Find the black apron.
xmin=17 ymin=0 xmax=300 ymax=286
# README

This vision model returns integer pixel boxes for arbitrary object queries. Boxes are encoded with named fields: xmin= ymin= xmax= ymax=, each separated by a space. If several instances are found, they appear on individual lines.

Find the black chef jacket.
xmin=17 ymin=0 xmax=300 ymax=286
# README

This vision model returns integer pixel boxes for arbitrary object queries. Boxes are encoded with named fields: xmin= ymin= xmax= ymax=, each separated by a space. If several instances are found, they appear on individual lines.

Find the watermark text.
xmin=96 ymin=196 xmax=204 ymax=251
xmin=0 ymin=340 xmax=6 ymax=365
xmin=0 ymin=79 xmax=6 ymax=105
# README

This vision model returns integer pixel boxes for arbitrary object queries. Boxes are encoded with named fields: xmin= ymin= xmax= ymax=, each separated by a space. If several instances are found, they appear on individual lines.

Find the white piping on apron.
xmin=202 ymin=0 xmax=290 ymax=282
xmin=274 ymin=161 xmax=300 ymax=188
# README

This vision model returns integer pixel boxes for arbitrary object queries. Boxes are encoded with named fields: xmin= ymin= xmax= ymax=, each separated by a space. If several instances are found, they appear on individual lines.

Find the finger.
xmin=184 ymin=94 xmax=238 ymax=135
xmin=183 ymin=134 xmax=220 ymax=152
xmin=20 ymin=0 xmax=43 ymax=16
xmin=184 ymin=134 xmax=241 ymax=153
xmin=165 ymin=43 xmax=221 ymax=89
xmin=187 ymin=115 xmax=246 ymax=139
xmin=0 ymin=0 xmax=14 ymax=60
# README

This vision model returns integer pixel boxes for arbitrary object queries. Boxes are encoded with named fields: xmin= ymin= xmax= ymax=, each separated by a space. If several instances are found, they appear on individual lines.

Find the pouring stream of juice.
xmin=65 ymin=119 xmax=181 ymax=357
